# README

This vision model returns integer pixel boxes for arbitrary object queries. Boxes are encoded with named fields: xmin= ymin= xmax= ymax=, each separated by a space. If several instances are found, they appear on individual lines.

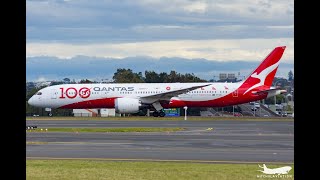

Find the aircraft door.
xmin=232 ymin=89 xmax=238 ymax=97
xmin=51 ymin=89 xmax=57 ymax=99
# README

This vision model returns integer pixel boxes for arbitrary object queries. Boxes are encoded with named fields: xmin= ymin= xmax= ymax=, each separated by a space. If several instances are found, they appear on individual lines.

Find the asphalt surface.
xmin=26 ymin=120 xmax=294 ymax=163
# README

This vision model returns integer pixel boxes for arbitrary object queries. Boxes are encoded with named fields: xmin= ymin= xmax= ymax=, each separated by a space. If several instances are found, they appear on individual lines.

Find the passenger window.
xmin=36 ymin=92 xmax=42 ymax=95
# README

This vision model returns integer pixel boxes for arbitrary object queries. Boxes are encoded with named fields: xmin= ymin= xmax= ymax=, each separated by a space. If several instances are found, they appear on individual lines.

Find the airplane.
xmin=28 ymin=46 xmax=287 ymax=117
xmin=258 ymin=164 xmax=292 ymax=175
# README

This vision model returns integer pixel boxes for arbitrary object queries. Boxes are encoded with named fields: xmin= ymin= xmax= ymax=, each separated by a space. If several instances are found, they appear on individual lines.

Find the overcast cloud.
xmin=26 ymin=0 xmax=294 ymax=81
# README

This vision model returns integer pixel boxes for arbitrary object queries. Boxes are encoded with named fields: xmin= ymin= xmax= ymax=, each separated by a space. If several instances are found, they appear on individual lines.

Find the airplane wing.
xmin=141 ymin=84 xmax=212 ymax=100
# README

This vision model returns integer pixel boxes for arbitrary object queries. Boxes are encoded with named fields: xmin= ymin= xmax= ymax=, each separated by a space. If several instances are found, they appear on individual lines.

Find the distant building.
xmin=227 ymin=73 xmax=235 ymax=80
xmin=100 ymin=109 xmax=116 ymax=117
xmin=73 ymin=109 xmax=98 ymax=117
xmin=73 ymin=108 xmax=116 ymax=117
xmin=219 ymin=73 xmax=227 ymax=80
xmin=218 ymin=73 xmax=237 ymax=82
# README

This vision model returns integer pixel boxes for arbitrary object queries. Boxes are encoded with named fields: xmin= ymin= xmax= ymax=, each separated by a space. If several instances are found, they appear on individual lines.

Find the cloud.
xmin=27 ymin=38 xmax=294 ymax=63
xmin=35 ymin=77 xmax=49 ymax=82
xmin=27 ymin=0 xmax=293 ymax=42
xmin=138 ymin=0 xmax=293 ymax=24
xmin=183 ymin=1 xmax=208 ymax=13
xmin=267 ymin=25 xmax=294 ymax=29
xmin=26 ymin=0 xmax=294 ymax=81
xmin=27 ymin=24 xmax=293 ymax=43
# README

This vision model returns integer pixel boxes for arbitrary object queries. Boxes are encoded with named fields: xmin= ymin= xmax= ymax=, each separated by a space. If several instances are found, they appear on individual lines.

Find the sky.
xmin=26 ymin=0 xmax=294 ymax=82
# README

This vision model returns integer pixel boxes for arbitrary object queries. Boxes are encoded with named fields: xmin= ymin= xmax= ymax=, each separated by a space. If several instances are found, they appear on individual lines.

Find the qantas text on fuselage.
xmin=28 ymin=46 xmax=287 ymax=117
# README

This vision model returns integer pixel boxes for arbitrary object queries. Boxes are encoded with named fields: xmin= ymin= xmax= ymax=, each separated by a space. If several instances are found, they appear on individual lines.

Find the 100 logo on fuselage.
xmin=59 ymin=86 xmax=135 ymax=99
xmin=59 ymin=87 xmax=91 ymax=99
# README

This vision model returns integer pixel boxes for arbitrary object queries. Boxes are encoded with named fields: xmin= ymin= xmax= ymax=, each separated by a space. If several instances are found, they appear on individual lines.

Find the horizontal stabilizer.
xmin=252 ymin=88 xmax=287 ymax=98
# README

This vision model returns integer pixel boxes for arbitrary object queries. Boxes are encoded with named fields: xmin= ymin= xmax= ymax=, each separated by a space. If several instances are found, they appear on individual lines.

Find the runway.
xmin=26 ymin=120 xmax=294 ymax=163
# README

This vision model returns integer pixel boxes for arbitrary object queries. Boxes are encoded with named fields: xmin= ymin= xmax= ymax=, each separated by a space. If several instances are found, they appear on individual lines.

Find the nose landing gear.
xmin=45 ymin=108 xmax=53 ymax=117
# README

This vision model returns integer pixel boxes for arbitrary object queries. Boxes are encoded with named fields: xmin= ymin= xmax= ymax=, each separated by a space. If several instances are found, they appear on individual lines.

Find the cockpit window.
xmin=36 ymin=92 xmax=42 ymax=95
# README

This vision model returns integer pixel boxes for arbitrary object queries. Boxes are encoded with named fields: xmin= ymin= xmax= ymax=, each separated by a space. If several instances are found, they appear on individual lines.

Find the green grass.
xmin=27 ymin=159 xmax=294 ymax=180
xmin=28 ymin=127 xmax=185 ymax=133
xmin=26 ymin=116 xmax=293 ymax=121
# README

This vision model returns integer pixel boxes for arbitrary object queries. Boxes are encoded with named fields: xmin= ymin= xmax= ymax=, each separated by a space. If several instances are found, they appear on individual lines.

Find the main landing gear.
xmin=151 ymin=102 xmax=165 ymax=117
xmin=152 ymin=110 xmax=166 ymax=117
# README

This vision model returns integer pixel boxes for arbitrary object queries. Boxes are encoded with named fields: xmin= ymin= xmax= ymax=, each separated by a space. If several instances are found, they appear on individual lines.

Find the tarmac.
xmin=26 ymin=120 xmax=294 ymax=163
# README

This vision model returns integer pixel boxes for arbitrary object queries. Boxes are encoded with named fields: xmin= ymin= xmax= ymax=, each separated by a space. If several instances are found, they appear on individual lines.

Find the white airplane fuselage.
xmin=28 ymin=82 xmax=259 ymax=109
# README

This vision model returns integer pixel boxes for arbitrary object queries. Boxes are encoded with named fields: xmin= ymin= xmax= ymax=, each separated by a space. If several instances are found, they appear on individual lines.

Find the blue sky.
xmin=26 ymin=0 xmax=294 ymax=82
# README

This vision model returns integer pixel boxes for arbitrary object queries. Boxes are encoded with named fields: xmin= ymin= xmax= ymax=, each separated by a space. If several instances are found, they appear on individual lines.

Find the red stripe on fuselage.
xmin=59 ymin=97 xmax=118 ymax=109
xmin=163 ymin=91 xmax=267 ymax=108
xmin=59 ymin=90 xmax=267 ymax=109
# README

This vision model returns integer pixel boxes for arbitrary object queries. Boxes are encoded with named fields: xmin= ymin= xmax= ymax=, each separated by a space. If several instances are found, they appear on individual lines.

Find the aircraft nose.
xmin=28 ymin=96 xmax=35 ymax=106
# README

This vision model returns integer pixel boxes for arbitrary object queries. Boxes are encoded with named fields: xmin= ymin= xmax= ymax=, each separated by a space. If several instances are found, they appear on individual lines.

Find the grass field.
xmin=26 ymin=116 xmax=293 ymax=121
xmin=27 ymin=127 xmax=185 ymax=133
xmin=26 ymin=159 xmax=294 ymax=180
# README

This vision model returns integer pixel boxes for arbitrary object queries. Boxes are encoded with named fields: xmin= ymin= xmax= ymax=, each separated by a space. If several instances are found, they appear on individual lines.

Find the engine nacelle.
xmin=115 ymin=98 xmax=141 ymax=113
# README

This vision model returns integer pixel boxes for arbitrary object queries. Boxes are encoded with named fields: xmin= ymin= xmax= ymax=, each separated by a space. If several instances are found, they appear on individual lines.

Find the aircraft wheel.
xmin=159 ymin=111 xmax=165 ymax=117
xmin=153 ymin=111 xmax=159 ymax=117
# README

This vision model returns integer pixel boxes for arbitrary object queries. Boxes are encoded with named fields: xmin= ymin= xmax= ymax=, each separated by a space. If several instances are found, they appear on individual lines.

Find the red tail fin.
xmin=241 ymin=46 xmax=286 ymax=95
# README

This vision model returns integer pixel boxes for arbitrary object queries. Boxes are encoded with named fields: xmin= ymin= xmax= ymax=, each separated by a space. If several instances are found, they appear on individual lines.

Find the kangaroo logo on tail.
xmin=243 ymin=61 xmax=280 ymax=95
xmin=258 ymin=164 xmax=292 ymax=175
xmin=240 ymin=46 xmax=286 ymax=95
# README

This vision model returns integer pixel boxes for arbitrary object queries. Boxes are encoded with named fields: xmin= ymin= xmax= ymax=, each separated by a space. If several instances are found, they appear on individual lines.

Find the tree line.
xmin=112 ymin=69 xmax=207 ymax=83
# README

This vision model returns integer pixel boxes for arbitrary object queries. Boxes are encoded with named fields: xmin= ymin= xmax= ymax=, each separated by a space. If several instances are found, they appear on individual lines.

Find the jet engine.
xmin=115 ymin=98 xmax=142 ymax=113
